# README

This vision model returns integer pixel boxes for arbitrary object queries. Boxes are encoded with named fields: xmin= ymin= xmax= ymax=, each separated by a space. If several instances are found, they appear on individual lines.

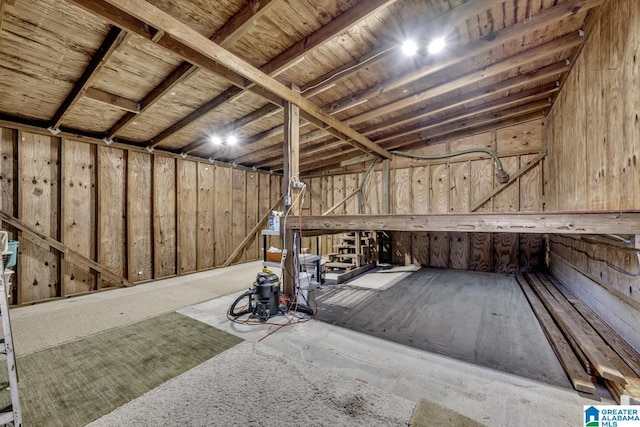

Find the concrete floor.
xmin=9 ymin=262 xmax=614 ymax=426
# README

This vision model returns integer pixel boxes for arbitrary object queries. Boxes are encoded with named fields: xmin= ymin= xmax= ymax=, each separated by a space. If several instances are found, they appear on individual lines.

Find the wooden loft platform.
xmin=287 ymin=211 xmax=640 ymax=235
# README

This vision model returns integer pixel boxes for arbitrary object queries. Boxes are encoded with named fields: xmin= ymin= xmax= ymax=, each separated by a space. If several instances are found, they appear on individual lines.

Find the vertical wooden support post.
xmin=382 ymin=159 xmax=390 ymax=214
xmin=14 ymin=129 xmax=22 ymax=305
xmin=58 ymin=137 xmax=65 ymax=298
xmin=282 ymin=84 xmax=300 ymax=297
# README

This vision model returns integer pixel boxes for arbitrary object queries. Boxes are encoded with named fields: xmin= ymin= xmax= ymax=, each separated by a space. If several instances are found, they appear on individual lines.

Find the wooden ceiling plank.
xmin=298 ymin=104 xmax=547 ymax=172
xmin=260 ymin=0 xmax=398 ymax=76
xmin=105 ymin=0 xmax=281 ymax=139
xmin=49 ymin=26 xmax=125 ymax=130
xmin=79 ymin=0 xmax=391 ymax=158
xmin=224 ymin=25 xmax=582 ymax=165
xmin=181 ymin=104 xmax=280 ymax=154
xmin=324 ymin=0 xmax=603 ymax=116
xmin=300 ymin=112 xmax=545 ymax=175
xmin=173 ymin=0 xmax=398 ymax=156
xmin=212 ymin=0 xmax=281 ymax=47
xmin=346 ymin=31 xmax=582 ymax=126
xmin=289 ymin=211 xmax=640 ymax=235
xmin=84 ymin=87 xmax=140 ymax=113
xmin=247 ymin=56 xmax=570 ymax=168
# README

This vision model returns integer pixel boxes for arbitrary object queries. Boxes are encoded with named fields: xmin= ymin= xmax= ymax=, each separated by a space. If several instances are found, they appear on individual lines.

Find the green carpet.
xmin=0 ymin=312 xmax=242 ymax=427
xmin=410 ymin=399 xmax=486 ymax=427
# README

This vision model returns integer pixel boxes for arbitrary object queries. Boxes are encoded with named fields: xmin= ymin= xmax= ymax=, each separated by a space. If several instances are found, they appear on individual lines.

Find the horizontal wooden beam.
xmin=75 ymin=0 xmax=392 ymax=159
xmin=288 ymin=211 xmax=640 ymax=235
xmin=50 ymin=26 xmax=125 ymax=129
xmin=0 ymin=211 xmax=131 ymax=287
xmin=84 ymin=87 xmax=140 ymax=113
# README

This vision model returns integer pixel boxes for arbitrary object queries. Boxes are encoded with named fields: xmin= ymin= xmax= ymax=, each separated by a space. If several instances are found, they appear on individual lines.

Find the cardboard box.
xmin=266 ymin=251 xmax=282 ymax=262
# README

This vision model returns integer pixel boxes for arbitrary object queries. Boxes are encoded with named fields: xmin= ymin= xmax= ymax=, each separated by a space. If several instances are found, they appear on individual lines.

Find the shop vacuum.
xmin=228 ymin=268 xmax=314 ymax=321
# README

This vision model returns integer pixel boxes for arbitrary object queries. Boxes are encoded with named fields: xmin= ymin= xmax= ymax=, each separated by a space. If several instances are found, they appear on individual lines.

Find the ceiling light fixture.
xmin=210 ymin=135 xmax=222 ymax=145
xmin=401 ymin=39 xmax=418 ymax=56
xmin=227 ymin=136 xmax=237 ymax=145
xmin=427 ymin=37 xmax=446 ymax=54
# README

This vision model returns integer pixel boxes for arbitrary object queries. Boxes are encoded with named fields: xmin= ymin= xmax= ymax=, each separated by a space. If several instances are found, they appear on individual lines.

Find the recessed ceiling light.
xmin=210 ymin=136 xmax=221 ymax=145
xmin=401 ymin=39 xmax=418 ymax=56
xmin=227 ymin=136 xmax=237 ymax=145
xmin=427 ymin=37 xmax=446 ymax=54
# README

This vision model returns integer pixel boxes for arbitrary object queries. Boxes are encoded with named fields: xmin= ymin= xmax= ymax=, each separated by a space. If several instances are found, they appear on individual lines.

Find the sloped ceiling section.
xmin=0 ymin=0 xmax=603 ymax=173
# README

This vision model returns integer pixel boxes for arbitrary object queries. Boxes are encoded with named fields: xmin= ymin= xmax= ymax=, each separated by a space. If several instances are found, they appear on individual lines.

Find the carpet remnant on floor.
xmin=0 ymin=311 xmax=242 ymax=427
xmin=410 ymin=399 xmax=486 ymax=427
xmin=87 ymin=341 xmax=415 ymax=427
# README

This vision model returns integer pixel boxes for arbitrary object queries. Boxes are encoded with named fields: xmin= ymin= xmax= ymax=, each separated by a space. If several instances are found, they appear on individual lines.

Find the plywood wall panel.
xmin=196 ymin=162 xmax=215 ymax=270
xmin=19 ymin=132 xmax=59 ymax=302
xmin=493 ymin=156 xmax=519 ymax=212
xmin=153 ymin=155 xmax=176 ymax=278
xmin=332 ymin=175 xmax=345 ymax=215
xmin=127 ymin=151 xmax=153 ymax=281
xmin=322 ymin=175 xmax=333 ymax=254
xmin=493 ymin=233 xmax=518 ymax=275
xmin=469 ymin=233 xmax=493 ymax=272
xmin=246 ymin=171 xmax=259 ymax=261
xmin=470 ymin=159 xmax=493 ymax=212
xmin=411 ymin=166 xmax=429 ymax=214
xmin=545 ymin=0 xmax=640 ymax=210
xmin=214 ymin=166 xmax=232 ymax=266
xmin=0 ymin=128 xmax=16 ymax=215
xmin=411 ymin=231 xmax=429 ymax=266
xmin=430 ymin=164 xmax=449 ymax=213
xmin=231 ymin=169 xmax=246 ymax=264
xmin=345 ymin=173 xmax=359 ymax=214
xmin=177 ymin=160 xmax=197 ymax=274
xmin=393 ymin=168 xmax=412 ymax=214
xmin=449 ymin=162 xmax=469 ymax=212
xmin=449 ymin=232 xmax=469 ymax=270
xmin=519 ymin=154 xmax=542 ymax=211
xmin=429 ymin=232 xmax=449 ymax=268
xmin=258 ymin=172 xmax=271 ymax=256
xmin=391 ymin=231 xmax=412 ymax=265
xmin=496 ymin=121 xmax=543 ymax=154
xmin=97 ymin=146 xmax=126 ymax=286
xmin=62 ymin=139 xmax=95 ymax=294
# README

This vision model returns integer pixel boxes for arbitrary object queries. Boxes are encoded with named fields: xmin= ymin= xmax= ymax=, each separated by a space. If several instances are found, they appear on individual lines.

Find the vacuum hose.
xmin=228 ymin=288 xmax=255 ymax=317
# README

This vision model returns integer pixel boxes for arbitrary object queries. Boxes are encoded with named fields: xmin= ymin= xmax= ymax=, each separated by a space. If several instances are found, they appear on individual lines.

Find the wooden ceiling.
xmin=0 ymin=0 xmax=603 ymax=174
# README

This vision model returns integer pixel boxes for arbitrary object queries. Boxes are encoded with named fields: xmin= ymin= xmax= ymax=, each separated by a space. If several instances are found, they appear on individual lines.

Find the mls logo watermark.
xmin=584 ymin=406 xmax=640 ymax=427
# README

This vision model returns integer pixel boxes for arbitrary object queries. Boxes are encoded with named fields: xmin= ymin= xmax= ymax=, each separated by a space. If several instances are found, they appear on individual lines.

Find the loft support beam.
xmin=288 ymin=212 xmax=640 ymax=235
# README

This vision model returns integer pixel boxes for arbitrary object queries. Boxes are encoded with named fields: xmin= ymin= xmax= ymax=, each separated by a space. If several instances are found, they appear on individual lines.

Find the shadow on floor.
xmin=315 ymin=267 xmax=570 ymax=388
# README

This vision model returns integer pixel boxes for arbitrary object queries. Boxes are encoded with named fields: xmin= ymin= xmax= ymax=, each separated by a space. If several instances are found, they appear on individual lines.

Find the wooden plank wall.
xmin=310 ymin=120 xmax=546 ymax=274
xmin=544 ymin=0 xmax=640 ymax=350
xmin=0 ymin=125 xmax=279 ymax=304
xmin=545 ymin=0 xmax=639 ymax=211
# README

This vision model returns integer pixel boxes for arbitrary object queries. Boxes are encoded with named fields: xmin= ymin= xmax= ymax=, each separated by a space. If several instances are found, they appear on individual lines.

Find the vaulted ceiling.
xmin=0 ymin=0 xmax=603 ymax=174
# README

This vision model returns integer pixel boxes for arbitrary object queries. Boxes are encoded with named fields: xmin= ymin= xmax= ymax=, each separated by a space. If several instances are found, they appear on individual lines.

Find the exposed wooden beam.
xmin=104 ymin=0 xmax=281 ymax=139
xmin=324 ymin=0 xmax=603 ymax=116
xmin=76 ymin=0 xmax=392 ymax=159
xmin=49 ymin=26 xmax=125 ymax=130
xmin=346 ymin=32 xmax=582 ymax=126
xmin=171 ymin=0 xmax=398 ymax=155
xmin=181 ymin=104 xmax=280 ymax=155
xmin=300 ymin=111 xmax=545 ymax=175
xmin=288 ymin=211 xmax=640 ymax=235
xmin=269 ymin=92 xmax=553 ymax=170
xmin=229 ymin=28 xmax=581 ymax=167
xmin=84 ymin=87 xmax=140 ymax=113
xmin=199 ymin=0 xmax=508 ymax=159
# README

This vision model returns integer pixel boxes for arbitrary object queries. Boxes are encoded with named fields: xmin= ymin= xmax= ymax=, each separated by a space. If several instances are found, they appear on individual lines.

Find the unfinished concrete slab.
xmin=316 ymin=268 xmax=569 ymax=386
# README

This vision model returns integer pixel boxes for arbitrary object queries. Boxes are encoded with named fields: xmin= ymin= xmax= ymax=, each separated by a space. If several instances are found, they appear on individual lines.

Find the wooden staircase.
xmin=325 ymin=231 xmax=375 ymax=272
